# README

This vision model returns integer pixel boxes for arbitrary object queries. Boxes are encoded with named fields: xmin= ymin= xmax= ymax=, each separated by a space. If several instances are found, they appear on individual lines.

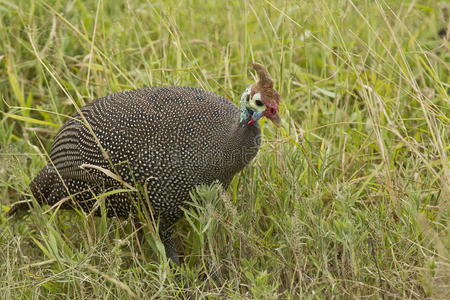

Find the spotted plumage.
xmin=7 ymin=63 xmax=280 ymax=265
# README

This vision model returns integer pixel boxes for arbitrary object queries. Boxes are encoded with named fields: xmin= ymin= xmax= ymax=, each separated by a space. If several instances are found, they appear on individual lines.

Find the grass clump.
xmin=1 ymin=0 xmax=449 ymax=298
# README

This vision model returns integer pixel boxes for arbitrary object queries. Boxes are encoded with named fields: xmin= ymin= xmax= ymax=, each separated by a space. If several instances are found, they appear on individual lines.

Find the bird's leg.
xmin=133 ymin=217 xmax=180 ymax=265
xmin=159 ymin=226 xmax=188 ymax=287
xmin=159 ymin=227 xmax=180 ymax=266
xmin=135 ymin=221 xmax=145 ymax=245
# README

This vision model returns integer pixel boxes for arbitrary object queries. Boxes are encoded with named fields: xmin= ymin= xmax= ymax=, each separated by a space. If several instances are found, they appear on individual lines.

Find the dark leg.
xmin=160 ymin=226 xmax=188 ymax=287
xmin=137 ymin=225 xmax=145 ymax=245
xmin=159 ymin=227 xmax=180 ymax=266
xmin=133 ymin=217 xmax=180 ymax=266
xmin=132 ymin=218 xmax=145 ymax=245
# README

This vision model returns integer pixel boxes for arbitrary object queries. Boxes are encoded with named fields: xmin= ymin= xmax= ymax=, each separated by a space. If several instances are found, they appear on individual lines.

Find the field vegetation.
xmin=0 ymin=0 xmax=449 ymax=298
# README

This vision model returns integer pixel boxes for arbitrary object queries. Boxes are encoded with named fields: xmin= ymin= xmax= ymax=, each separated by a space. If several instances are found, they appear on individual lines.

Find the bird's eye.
xmin=255 ymin=99 xmax=264 ymax=106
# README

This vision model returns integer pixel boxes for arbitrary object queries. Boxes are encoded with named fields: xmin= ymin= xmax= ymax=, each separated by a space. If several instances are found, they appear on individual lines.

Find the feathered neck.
xmin=239 ymin=86 xmax=254 ymax=126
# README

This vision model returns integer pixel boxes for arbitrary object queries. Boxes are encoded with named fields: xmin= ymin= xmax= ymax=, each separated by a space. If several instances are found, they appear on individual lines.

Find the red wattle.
xmin=248 ymin=118 xmax=255 ymax=125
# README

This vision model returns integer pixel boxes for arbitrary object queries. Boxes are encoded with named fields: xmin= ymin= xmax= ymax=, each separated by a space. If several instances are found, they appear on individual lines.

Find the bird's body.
xmin=30 ymin=87 xmax=260 ymax=222
xmin=8 ymin=63 xmax=280 ymax=264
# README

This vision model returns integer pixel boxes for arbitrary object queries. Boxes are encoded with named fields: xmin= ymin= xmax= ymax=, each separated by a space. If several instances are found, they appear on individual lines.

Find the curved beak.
xmin=271 ymin=113 xmax=281 ymax=127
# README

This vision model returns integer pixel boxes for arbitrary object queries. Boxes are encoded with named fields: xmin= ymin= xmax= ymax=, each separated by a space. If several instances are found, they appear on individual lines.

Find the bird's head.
xmin=240 ymin=63 xmax=281 ymax=126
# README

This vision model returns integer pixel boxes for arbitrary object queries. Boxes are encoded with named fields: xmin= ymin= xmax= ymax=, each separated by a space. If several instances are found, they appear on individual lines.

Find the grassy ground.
xmin=0 ymin=0 xmax=449 ymax=298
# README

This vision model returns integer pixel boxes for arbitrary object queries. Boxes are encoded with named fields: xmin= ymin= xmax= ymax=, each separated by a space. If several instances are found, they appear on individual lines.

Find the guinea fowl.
xmin=7 ymin=63 xmax=281 ymax=265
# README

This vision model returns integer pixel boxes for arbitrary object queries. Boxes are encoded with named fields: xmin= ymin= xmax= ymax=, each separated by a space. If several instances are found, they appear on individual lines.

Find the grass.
xmin=0 ymin=0 xmax=449 ymax=298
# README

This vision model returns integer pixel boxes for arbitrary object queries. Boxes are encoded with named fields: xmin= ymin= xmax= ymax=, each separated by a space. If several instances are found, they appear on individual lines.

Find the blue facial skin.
xmin=250 ymin=111 xmax=263 ymax=123
xmin=240 ymin=108 xmax=263 ymax=126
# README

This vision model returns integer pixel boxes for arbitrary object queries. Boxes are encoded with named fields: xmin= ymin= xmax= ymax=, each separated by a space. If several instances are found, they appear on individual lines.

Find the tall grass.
xmin=1 ymin=0 xmax=448 ymax=298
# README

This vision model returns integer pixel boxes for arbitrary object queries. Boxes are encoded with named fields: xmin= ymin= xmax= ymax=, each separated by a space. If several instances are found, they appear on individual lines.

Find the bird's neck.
xmin=239 ymin=87 xmax=257 ymax=127
xmin=240 ymin=107 xmax=255 ymax=126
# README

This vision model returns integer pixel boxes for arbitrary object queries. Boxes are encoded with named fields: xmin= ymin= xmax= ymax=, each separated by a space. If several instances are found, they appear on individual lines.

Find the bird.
xmin=7 ymin=63 xmax=281 ymax=265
